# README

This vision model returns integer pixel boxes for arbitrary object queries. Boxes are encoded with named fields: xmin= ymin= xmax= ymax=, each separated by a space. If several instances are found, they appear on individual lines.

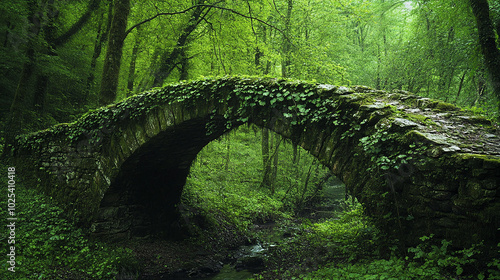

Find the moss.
xmin=454 ymin=153 xmax=500 ymax=162
xmin=405 ymin=113 xmax=437 ymax=126
xmin=434 ymin=101 xmax=459 ymax=111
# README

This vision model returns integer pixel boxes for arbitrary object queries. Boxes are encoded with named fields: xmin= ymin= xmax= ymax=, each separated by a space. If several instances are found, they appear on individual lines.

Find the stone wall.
xmin=13 ymin=77 xmax=500 ymax=248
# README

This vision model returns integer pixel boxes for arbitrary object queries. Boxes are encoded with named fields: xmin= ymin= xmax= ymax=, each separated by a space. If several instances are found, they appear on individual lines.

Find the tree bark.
xmin=469 ymin=0 xmax=500 ymax=107
xmin=281 ymin=0 xmax=293 ymax=78
xmin=151 ymin=2 xmax=206 ymax=87
xmin=53 ymin=0 xmax=101 ymax=47
xmin=261 ymin=127 xmax=271 ymax=188
xmin=99 ymin=0 xmax=130 ymax=105
xmin=32 ymin=0 xmax=59 ymax=113
xmin=271 ymin=133 xmax=280 ymax=195
xmin=85 ymin=1 xmax=113 ymax=104
xmin=127 ymin=26 xmax=142 ymax=96
xmin=3 ymin=0 xmax=39 ymax=155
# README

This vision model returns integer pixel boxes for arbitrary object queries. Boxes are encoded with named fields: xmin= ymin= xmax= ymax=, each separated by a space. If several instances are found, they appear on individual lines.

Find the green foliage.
xmin=483 ymin=244 xmax=500 ymax=280
xmin=298 ymin=233 xmax=497 ymax=280
xmin=302 ymin=201 xmax=380 ymax=262
xmin=0 ymin=166 xmax=139 ymax=279
xmin=407 ymin=234 xmax=481 ymax=277
xmin=182 ymin=125 xmax=330 ymax=232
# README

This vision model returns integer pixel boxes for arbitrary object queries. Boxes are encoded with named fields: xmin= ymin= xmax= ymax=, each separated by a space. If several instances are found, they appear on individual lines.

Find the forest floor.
xmin=122 ymin=212 xmax=334 ymax=279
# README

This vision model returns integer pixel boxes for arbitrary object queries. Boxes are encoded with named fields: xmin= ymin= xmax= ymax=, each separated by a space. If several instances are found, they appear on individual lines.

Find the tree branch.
xmin=53 ymin=0 xmax=101 ymax=47
xmin=124 ymin=4 xmax=286 ymax=39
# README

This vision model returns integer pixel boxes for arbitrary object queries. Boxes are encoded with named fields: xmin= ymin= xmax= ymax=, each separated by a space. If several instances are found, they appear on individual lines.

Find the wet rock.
xmin=442 ymin=145 xmax=461 ymax=152
xmin=362 ymin=102 xmax=389 ymax=110
xmin=234 ymin=244 xmax=266 ymax=272
xmin=336 ymin=86 xmax=353 ymax=94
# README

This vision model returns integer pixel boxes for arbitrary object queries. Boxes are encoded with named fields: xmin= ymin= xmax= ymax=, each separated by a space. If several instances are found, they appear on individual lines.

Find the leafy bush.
xmin=299 ymin=233 xmax=497 ymax=280
xmin=303 ymin=201 xmax=380 ymax=262
xmin=0 ymin=167 xmax=138 ymax=279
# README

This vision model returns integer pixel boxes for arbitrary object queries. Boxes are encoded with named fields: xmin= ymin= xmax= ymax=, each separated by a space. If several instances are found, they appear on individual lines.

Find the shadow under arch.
xmin=93 ymin=119 xmax=343 ymax=240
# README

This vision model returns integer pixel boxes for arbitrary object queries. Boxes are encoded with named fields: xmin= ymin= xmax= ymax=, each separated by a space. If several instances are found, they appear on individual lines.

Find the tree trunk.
xmin=99 ymin=0 xmax=130 ymax=105
xmin=455 ymin=70 xmax=467 ymax=103
xmin=137 ymin=47 xmax=161 ymax=92
xmin=152 ymin=2 xmax=206 ymax=87
xmin=469 ymin=0 xmax=500 ymax=108
xmin=86 ymin=1 xmax=113 ymax=104
xmin=292 ymin=143 xmax=298 ymax=164
xmin=178 ymin=47 xmax=189 ymax=81
xmin=271 ymin=134 xmax=280 ymax=195
xmin=32 ymin=0 xmax=59 ymax=113
xmin=3 ymin=0 xmax=39 ymax=155
xmin=281 ymin=0 xmax=293 ymax=78
xmin=33 ymin=74 xmax=49 ymax=113
xmin=261 ymin=127 xmax=271 ymax=188
xmin=127 ymin=26 xmax=142 ymax=96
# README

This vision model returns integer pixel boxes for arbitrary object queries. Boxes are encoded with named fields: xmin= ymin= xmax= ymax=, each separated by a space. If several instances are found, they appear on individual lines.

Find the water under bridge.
xmin=12 ymin=77 xmax=500 ymax=248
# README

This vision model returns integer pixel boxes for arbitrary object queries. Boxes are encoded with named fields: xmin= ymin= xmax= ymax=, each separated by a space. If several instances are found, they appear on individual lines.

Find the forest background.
xmin=1 ymin=0 xmax=500 ymax=279
xmin=1 ymin=0 xmax=500 ymax=148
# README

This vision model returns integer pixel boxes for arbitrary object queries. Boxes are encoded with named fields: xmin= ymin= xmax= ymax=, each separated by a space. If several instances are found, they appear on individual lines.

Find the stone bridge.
xmin=12 ymin=77 xmax=500 ymax=248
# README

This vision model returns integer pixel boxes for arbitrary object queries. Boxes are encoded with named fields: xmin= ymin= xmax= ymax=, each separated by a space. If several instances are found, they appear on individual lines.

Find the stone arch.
xmin=13 ymin=77 xmax=500 ymax=247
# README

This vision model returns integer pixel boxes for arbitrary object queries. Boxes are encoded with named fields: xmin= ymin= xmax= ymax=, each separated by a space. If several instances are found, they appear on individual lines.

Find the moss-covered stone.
xmin=11 ymin=76 xmax=500 ymax=249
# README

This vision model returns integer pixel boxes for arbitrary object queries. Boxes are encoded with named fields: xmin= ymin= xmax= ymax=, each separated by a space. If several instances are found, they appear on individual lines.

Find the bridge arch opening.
xmin=92 ymin=122 xmax=346 ymax=240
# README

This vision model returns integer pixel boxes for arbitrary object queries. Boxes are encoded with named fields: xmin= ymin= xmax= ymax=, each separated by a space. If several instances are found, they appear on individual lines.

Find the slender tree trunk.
xmin=271 ymin=134 xmax=280 ymax=195
xmin=86 ymin=1 xmax=113 ymax=104
xmin=99 ymin=0 xmax=130 ymax=105
xmin=33 ymin=75 xmax=49 ymax=113
xmin=178 ymin=47 xmax=189 ymax=81
xmin=261 ymin=127 xmax=271 ymax=188
xmin=3 ymin=0 xmax=39 ymax=155
xmin=127 ymin=26 xmax=142 ymax=96
xmin=2 ymin=22 xmax=12 ymax=47
xmin=32 ymin=0 xmax=59 ymax=113
xmin=292 ymin=143 xmax=298 ymax=164
xmin=469 ymin=0 xmax=500 ymax=108
xmin=455 ymin=70 xmax=467 ymax=102
xmin=137 ymin=47 xmax=161 ymax=92
xmin=281 ymin=0 xmax=293 ymax=78
xmin=4 ymin=49 xmax=35 ymax=153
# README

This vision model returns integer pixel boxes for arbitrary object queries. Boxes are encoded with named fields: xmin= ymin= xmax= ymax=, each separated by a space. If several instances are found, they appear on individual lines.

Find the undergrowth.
xmin=0 ymin=163 xmax=138 ymax=279
xmin=253 ymin=202 xmax=500 ymax=279
xmin=182 ymin=124 xmax=330 ymax=233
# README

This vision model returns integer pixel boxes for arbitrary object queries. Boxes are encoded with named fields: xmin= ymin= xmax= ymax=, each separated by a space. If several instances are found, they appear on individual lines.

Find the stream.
xmin=154 ymin=178 xmax=346 ymax=280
